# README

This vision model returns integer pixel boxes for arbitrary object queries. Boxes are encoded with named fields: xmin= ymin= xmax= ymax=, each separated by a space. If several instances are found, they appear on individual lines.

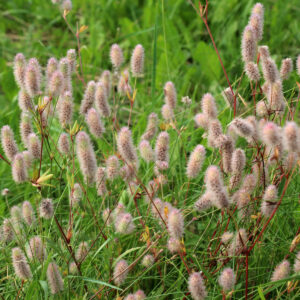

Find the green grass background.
xmin=0 ymin=0 xmax=300 ymax=299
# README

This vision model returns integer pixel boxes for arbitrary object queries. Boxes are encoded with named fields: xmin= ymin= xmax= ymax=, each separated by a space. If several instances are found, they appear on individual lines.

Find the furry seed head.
xmin=117 ymin=127 xmax=138 ymax=165
xmin=194 ymin=113 xmax=209 ymax=130
xmin=58 ymin=91 xmax=73 ymax=127
xmin=222 ymin=87 xmax=236 ymax=108
xmin=139 ymin=140 xmax=154 ymax=162
xmin=245 ymin=62 xmax=260 ymax=81
xmin=22 ymin=201 xmax=35 ymax=226
xmin=241 ymin=25 xmax=256 ymax=63
xmin=48 ymin=70 xmax=64 ymax=97
xmin=76 ymin=131 xmax=97 ymax=183
xmin=69 ymin=183 xmax=82 ymax=206
xmin=12 ymin=153 xmax=28 ymax=183
xmin=220 ymin=135 xmax=234 ymax=173
xmin=86 ymin=108 xmax=105 ymax=138
xmin=256 ymin=100 xmax=268 ymax=117
xmin=118 ymin=69 xmax=132 ymax=96
xmin=80 ymin=81 xmax=96 ymax=115
xmin=167 ymin=237 xmax=181 ymax=253
xmin=58 ymin=132 xmax=70 ymax=155
xmin=261 ymin=122 xmax=281 ymax=147
xmin=219 ymin=268 xmax=236 ymax=292
xmin=20 ymin=112 xmax=33 ymax=147
xmin=47 ymin=262 xmax=64 ymax=294
xmin=113 ymin=259 xmax=129 ymax=286
xmin=69 ymin=261 xmax=78 ymax=274
xmin=194 ymin=191 xmax=213 ymax=212
xmin=208 ymin=120 xmax=223 ymax=147
xmin=155 ymin=131 xmax=169 ymax=169
xmin=229 ymin=118 xmax=254 ymax=142
xmin=95 ymin=82 xmax=110 ymax=117
xmin=283 ymin=122 xmax=299 ymax=152
xmin=2 ymin=218 xmax=14 ymax=242
xmin=271 ymin=260 xmax=290 ymax=282
xmin=258 ymin=45 xmax=270 ymax=61
xmin=39 ymin=198 xmax=54 ymax=219
xmin=164 ymin=81 xmax=177 ymax=109
xmin=263 ymin=184 xmax=277 ymax=201
xmin=297 ymin=55 xmax=300 ymax=76
xmin=201 ymin=93 xmax=217 ymax=118
xmin=262 ymin=57 xmax=279 ymax=83
xmin=13 ymin=53 xmax=26 ymax=88
xmin=168 ymin=208 xmax=184 ymax=239
xmin=102 ymin=208 xmax=113 ymax=225
xmin=106 ymin=155 xmax=119 ymax=180
xmin=141 ymin=112 xmax=158 ymax=141
xmin=28 ymin=133 xmax=41 ymax=159
xmin=110 ymin=44 xmax=124 ymax=69
xmin=249 ymin=12 xmax=263 ymax=42
xmin=18 ymin=89 xmax=33 ymax=112
xmin=182 ymin=96 xmax=192 ymax=105
xmin=96 ymin=166 xmax=107 ymax=196
xmin=75 ymin=241 xmax=89 ymax=262
xmin=186 ymin=145 xmax=206 ymax=179
xmin=100 ymin=70 xmax=111 ymax=97
xmin=12 ymin=247 xmax=32 ymax=280
xmin=46 ymin=57 xmax=58 ymax=82
xmin=67 ymin=49 xmax=76 ymax=73
xmin=131 ymin=44 xmax=144 ymax=77
xmin=24 ymin=59 xmax=41 ymax=97
xmin=161 ymin=104 xmax=174 ymax=122
xmin=135 ymin=290 xmax=146 ymax=300
xmin=280 ymin=58 xmax=293 ymax=80
xmin=221 ymin=231 xmax=234 ymax=244
xmin=231 ymin=148 xmax=246 ymax=173
xmin=141 ymin=254 xmax=155 ymax=268
xmin=188 ymin=272 xmax=207 ymax=300
xmin=1 ymin=125 xmax=19 ymax=161
xmin=26 ymin=236 xmax=46 ymax=261
xmin=228 ymin=229 xmax=248 ymax=256
xmin=115 ymin=213 xmax=135 ymax=234
xmin=267 ymin=80 xmax=284 ymax=112
xmin=294 ymin=252 xmax=300 ymax=273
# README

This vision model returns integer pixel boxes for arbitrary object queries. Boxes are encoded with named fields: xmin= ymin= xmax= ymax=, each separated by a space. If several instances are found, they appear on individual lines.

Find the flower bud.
xmin=135 ymin=290 xmax=146 ymax=300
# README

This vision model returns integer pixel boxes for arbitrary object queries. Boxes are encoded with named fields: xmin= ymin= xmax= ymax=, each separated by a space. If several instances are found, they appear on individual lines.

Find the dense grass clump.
xmin=0 ymin=0 xmax=300 ymax=299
